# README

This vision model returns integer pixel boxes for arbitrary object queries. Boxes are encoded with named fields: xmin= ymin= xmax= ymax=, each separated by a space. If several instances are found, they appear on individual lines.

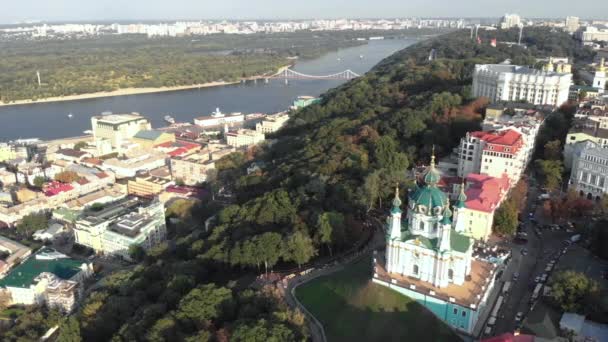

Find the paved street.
xmin=491 ymin=177 xmax=575 ymax=336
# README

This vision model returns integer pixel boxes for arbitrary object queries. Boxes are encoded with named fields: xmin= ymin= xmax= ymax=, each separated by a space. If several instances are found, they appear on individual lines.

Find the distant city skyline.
xmin=2 ymin=0 xmax=608 ymax=24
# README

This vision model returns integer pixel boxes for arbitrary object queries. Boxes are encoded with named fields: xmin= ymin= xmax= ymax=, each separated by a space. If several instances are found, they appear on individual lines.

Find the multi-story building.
xmin=374 ymin=155 xmax=497 ymax=335
xmin=592 ymin=58 xmax=606 ymax=93
xmin=73 ymin=197 xmax=166 ymax=260
xmin=102 ymin=151 xmax=167 ymax=178
xmin=0 ymin=248 xmax=92 ymax=312
xmin=458 ymin=129 xmax=526 ymax=183
xmin=565 ymin=16 xmax=580 ymax=33
xmin=0 ymin=236 xmax=32 ymax=276
xmin=255 ymin=113 xmax=290 ymax=134
xmin=91 ymin=113 xmax=151 ymax=149
xmin=472 ymin=64 xmax=572 ymax=106
xmin=499 ymin=14 xmax=521 ymax=29
xmin=569 ymin=141 xmax=608 ymax=200
xmin=451 ymin=174 xmax=511 ymax=241
xmin=576 ymin=26 xmax=608 ymax=45
xmin=225 ymin=129 xmax=265 ymax=148
xmin=170 ymin=150 xmax=216 ymax=186
xmin=127 ymin=174 xmax=173 ymax=197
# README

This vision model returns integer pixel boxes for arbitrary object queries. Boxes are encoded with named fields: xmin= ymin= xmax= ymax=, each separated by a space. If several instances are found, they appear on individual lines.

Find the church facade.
xmin=373 ymin=153 xmax=498 ymax=336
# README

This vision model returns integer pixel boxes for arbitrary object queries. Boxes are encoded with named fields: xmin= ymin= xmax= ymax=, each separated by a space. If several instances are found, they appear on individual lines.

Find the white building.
xmin=593 ymin=58 xmax=606 ymax=93
xmin=91 ymin=113 xmax=151 ymax=149
xmin=170 ymin=150 xmax=216 ymax=186
xmin=0 ymin=248 xmax=93 ymax=312
xmin=500 ymin=14 xmax=521 ymax=29
xmin=73 ymin=197 xmax=166 ymax=260
xmin=255 ymin=113 xmax=290 ymax=134
xmin=102 ymin=151 xmax=167 ymax=178
xmin=565 ymin=16 xmax=580 ymax=33
xmin=472 ymin=64 xmax=572 ymax=106
xmin=576 ymin=26 xmax=608 ymax=44
xmin=569 ymin=141 xmax=608 ymax=200
xmin=225 ymin=129 xmax=265 ymax=148
xmin=457 ymin=129 xmax=526 ymax=183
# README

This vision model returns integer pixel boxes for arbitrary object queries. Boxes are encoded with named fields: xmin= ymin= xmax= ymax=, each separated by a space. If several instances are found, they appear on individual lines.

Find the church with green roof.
xmin=385 ymin=151 xmax=474 ymax=288
xmin=374 ymin=151 xmax=498 ymax=336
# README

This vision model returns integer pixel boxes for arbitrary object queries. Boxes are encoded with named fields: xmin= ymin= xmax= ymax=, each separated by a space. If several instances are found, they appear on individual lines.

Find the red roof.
xmin=166 ymin=185 xmax=207 ymax=198
xmin=76 ymin=178 xmax=89 ymax=185
xmin=464 ymin=173 xmax=510 ymax=213
xmin=95 ymin=172 xmax=109 ymax=179
xmin=156 ymin=140 xmax=200 ymax=157
xmin=470 ymin=129 xmax=523 ymax=154
xmin=44 ymin=181 xmax=74 ymax=197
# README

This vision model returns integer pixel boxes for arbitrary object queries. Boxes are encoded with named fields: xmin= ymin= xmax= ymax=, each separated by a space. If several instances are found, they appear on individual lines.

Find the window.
xmin=453 ymin=308 xmax=458 ymax=315
xmin=462 ymin=311 xmax=467 ymax=317
xmin=413 ymin=265 xmax=419 ymax=275
xmin=448 ymin=269 xmax=454 ymax=281
xmin=419 ymin=221 xmax=424 ymax=231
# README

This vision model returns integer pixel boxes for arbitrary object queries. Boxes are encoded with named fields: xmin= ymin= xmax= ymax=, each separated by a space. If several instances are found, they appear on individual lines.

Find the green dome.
xmin=441 ymin=203 xmax=453 ymax=225
xmin=409 ymin=186 xmax=447 ymax=211
xmin=424 ymin=168 xmax=441 ymax=185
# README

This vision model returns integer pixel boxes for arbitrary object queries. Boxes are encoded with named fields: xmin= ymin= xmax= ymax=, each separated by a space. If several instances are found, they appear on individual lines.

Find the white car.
xmin=515 ymin=312 xmax=524 ymax=322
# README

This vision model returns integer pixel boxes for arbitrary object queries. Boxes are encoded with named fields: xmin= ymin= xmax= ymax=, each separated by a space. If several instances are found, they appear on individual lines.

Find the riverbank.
xmin=0 ymin=81 xmax=241 ymax=108
xmin=0 ymin=65 xmax=293 ymax=108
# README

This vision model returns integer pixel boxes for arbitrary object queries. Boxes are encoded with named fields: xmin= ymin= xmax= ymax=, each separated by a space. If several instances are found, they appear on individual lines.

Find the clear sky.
xmin=2 ymin=0 xmax=607 ymax=24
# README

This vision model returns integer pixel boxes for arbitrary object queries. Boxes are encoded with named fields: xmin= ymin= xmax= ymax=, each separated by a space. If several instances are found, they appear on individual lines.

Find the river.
xmin=0 ymin=38 xmax=418 ymax=140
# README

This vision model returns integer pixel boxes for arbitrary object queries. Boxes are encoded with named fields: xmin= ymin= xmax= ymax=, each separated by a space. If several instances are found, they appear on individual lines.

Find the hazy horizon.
xmin=3 ymin=0 xmax=608 ymax=24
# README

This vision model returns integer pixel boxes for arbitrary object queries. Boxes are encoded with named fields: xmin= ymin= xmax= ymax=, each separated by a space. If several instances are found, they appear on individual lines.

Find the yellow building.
xmin=127 ymin=175 xmax=172 ymax=197
xmin=225 ymin=129 xmax=265 ymax=148
xmin=131 ymin=130 xmax=176 ymax=149
xmin=0 ymin=143 xmax=16 ymax=162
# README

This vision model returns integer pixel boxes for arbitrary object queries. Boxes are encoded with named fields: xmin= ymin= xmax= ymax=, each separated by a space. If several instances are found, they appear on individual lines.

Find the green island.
xmin=1 ymin=27 xmax=596 ymax=342
xmin=295 ymin=255 xmax=461 ymax=342
xmin=0 ymin=29 xmax=447 ymax=103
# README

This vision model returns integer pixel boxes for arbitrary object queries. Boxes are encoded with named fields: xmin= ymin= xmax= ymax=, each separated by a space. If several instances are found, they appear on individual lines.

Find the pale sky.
xmin=2 ymin=0 xmax=607 ymax=24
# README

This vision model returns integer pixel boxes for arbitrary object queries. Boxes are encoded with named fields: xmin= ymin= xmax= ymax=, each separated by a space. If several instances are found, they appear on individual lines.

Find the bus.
xmin=491 ymin=296 xmax=504 ymax=318
xmin=531 ymin=284 xmax=543 ymax=303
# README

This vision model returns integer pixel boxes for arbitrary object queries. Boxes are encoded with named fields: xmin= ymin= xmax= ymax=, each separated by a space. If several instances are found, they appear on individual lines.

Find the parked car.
xmin=521 ymin=248 xmax=528 ymax=256
xmin=534 ymin=276 xmax=541 ymax=283
xmin=515 ymin=312 xmax=524 ymax=322
xmin=513 ymin=273 xmax=519 ymax=281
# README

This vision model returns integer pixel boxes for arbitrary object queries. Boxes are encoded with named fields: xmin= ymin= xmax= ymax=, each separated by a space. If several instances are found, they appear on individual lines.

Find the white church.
xmin=373 ymin=152 xmax=498 ymax=335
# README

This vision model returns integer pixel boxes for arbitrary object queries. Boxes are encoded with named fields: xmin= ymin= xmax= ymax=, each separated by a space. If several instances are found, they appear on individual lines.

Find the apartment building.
xmin=225 ymin=129 xmax=265 ymax=148
xmin=472 ymin=64 xmax=572 ymax=106
xmin=73 ymin=197 xmax=166 ymax=260
xmin=170 ymin=150 xmax=216 ymax=186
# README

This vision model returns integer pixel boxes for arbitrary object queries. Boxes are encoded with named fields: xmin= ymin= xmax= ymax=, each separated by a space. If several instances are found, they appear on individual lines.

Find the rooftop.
xmin=374 ymin=256 xmax=495 ymax=308
xmin=56 ymin=148 xmax=88 ymax=158
xmin=476 ymin=64 xmax=570 ymax=77
xmin=93 ymin=113 xmax=146 ymax=125
xmin=0 ymin=248 xmax=86 ymax=289
xmin=464 ymin=174 xmax=511 ymax=213
xmin=133 ymin=130 xmax=166 ymax=141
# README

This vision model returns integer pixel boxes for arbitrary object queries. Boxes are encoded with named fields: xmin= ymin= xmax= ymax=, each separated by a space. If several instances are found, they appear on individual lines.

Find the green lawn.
xmin=296 ymin=255 xmax=461 ymax=342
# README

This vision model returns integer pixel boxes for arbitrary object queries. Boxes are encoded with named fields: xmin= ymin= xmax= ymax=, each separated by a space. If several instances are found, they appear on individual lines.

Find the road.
xmin=491 ymin=178 xmax=572 ymax=335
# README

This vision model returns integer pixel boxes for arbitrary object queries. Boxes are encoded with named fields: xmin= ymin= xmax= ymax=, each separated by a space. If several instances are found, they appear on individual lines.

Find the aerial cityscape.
xmin=1 ymin=1 xmax=608 ymax=341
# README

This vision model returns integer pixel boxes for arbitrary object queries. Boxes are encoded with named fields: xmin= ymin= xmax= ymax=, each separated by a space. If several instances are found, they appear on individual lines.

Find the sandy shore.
xmin=0 ymin=81 xmax=241 ymax=108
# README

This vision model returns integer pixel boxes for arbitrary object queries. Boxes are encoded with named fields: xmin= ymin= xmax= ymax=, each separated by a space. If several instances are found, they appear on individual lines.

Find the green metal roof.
xmin=409 ymin=185 xmax=447 ymax=209
xmin=134 ymin=130 xmax=164 ymax=141
xmin=450 ymin=230 xmax=472 ymax=253
xmin=0 ymin=248 xmax=85 ymax=289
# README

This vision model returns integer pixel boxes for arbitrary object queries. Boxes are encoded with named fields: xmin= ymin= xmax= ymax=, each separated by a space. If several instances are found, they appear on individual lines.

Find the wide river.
xmin=0 ymin=38 xmax=417 ymax=140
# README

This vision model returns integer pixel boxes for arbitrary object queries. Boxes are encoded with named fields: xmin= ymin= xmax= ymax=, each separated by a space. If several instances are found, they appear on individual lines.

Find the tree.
xmin=494 ymin=199 xmax=518 ymax=236
xmin=543 ymin=140 xmax=562 ymax=161
xmin=536 ymin=159 xmax=564 ymax=191
xmin=316 ymin=213 xmax=333 ymax=256
xmin=55 ymin=171 xmax=81 ymax=183
xmin=578 ymin=90 xmax=588 ymax=102
xmin=551 ymin=270 xmax=600 ymax=313
xmin=231 ymin=319 xmax=296 ymax=342
xmin=74 ymin=141 xmax=87 ymax=151
xmin=362 ymin=171 xmax=381 ymax=212
xmin=57 ymin=316 xmax=82 ymax=342
xmin=286 ymin=231 xmax=316 ymax=268
xmin=17 ymin=212 xmax=48 ymax=237
xmin=33 ymin=176 xmax=45 ymax=189
xmin=128 ymin=244 xmax=146 ymax=262
xmin=176 ymin=284 xmax=234 ymax=328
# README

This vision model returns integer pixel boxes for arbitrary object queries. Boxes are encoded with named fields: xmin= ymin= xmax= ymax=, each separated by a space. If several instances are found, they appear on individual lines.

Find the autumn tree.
xmin=550 ymin=270 xmax=600 ymax=313
xmin=287 ymin=231 xmax=316 ymax=268
xmin=55 ymin=171 xmax=81 ymax=184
